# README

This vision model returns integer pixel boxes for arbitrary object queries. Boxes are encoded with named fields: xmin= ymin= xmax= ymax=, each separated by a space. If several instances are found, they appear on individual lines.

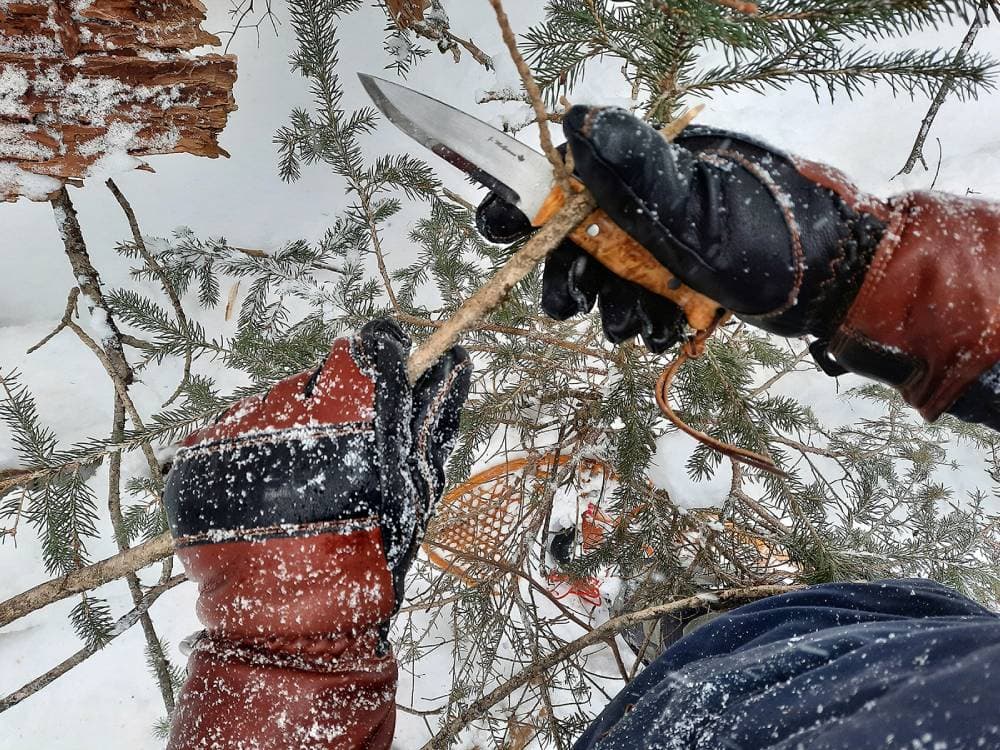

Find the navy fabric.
xmin=575 ymin=579 xmax=1000 ymax=750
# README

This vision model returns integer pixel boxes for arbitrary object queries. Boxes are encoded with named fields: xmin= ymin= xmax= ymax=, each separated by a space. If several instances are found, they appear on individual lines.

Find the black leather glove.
xmin=477 ymin=106 xmax=886 ymax=346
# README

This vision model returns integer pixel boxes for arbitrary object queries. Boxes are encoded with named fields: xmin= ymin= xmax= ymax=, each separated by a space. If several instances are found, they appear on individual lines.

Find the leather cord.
xmin=654 ymin=318 xmax=787 ymax=478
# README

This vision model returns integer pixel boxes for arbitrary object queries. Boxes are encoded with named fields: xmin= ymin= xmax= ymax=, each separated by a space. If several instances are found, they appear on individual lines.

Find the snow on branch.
xmin=0 ymin=1 xmax=237 ymax=202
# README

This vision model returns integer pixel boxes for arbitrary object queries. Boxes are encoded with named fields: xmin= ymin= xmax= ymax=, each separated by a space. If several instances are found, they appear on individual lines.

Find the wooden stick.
xmin=0 ymin=532 xmax=173 ymax=629
xmin=0 ymin=574 xmax=185 ymax=714
xmin=486 ymin=0 xmax=569 ymax=190
xmin=405 ymin=193 xmax=595 ymax=383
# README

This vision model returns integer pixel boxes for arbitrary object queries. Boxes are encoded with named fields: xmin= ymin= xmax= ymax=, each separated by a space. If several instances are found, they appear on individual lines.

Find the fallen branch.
xmin=420 ymin=584 xmax=802 ymax=749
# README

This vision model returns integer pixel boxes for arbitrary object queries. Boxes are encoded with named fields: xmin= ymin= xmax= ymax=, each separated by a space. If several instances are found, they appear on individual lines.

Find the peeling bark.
xmin=0 ymin=1 xmax=237 ymax=201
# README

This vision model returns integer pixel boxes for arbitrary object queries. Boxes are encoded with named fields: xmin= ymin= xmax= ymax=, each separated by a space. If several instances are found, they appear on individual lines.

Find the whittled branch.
xmin=406 ymin=193 xmax=595 ymax=382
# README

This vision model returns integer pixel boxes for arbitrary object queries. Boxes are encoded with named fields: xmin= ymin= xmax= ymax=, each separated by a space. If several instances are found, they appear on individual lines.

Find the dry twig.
xmin=486 ymin=0 xmax=570 ymax=190
xmin=0 ymin=574 xmax=185 ymax=714
xmin=896 ymin=7 xmax=985 ymax=177
xmin=0 ymin=532 xmax=173 ymax=629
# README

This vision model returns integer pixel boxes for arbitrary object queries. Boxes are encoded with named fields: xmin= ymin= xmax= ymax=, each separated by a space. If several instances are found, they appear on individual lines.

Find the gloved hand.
xmin=477 ymin=106 xmax=886 ymax=349
xmin=164 ymin=320 xmax=470 ymax=750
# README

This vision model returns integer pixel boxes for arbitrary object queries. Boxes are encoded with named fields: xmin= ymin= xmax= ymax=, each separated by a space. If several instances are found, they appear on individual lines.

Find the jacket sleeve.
xmin=810 ymin=186 xmax=1000 ymax=429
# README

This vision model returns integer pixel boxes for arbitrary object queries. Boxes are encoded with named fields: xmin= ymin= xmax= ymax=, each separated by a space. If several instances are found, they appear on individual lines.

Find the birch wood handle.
xmin=532 ymin=182 xmax=724 ymax=332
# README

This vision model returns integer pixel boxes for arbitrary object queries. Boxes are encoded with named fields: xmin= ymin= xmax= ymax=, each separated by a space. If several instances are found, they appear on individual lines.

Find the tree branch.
xmin=0 ymin=574 xmax=185 ymax=714
xmin=106 ymin=178 xmax=192 ymax=406
xmin=420 ymin=584 xmax=802 ymax=749
xmin=0 ymin=532 xmax=173 ymax=629
xmin=895 ymin=7 xmax=985 ymax=176
xmin=487 ymin=0 xmax=570 ymax=190
xmin=405 ymin=193 xmax=596 ymax=383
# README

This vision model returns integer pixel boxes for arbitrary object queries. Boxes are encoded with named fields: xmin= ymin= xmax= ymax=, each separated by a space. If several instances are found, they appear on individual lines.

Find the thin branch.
xmin=405 ymin=193 xmax=596 ymax=383
xmin=108 ymin=395 xmax=175 ymax=712
xmin=0 ymin=574 xmax=185 ymax=714
xmin=399 ymin=312 xmax=610 ymax=361
xmin=895 ymin=6 xmax=985 ymax=176
xmin=486 ymin=0 xmax=570 ymax=191
xmin=420 ymin=585 xmax=802 ymax=749
xmin=106 ymin=178 xmax=192 ymax=406
xmin=26 ymin=288 xmax=79 ymax=354
xmin=0 ymin=532 xmax=173 ymax=629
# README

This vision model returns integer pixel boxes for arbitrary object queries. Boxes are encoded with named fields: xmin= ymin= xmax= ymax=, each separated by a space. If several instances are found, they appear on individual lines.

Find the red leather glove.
xmin=164 ymin=320 xmax=471 ymax=749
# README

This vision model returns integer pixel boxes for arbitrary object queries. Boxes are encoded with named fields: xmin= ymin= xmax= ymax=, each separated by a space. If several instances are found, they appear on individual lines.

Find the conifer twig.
xmin=48 ymin=189 xmax=176 ymax=711
xmin=25 ymin=288 xmax=79 ymax=354
xmin=420 ymin=584 xmax=802 ymax=749
xmin=895 ymin=6 xmax=985 ymax=177
xmin=405 ymin=193 xmax=595 ymax=383
xmin=106 ymin=178 xmax=192 ymax=406
xmin=486 ymin=0 xmax=570 ymax=191
xmin=0 ymin=574 xmax=185 ymax=714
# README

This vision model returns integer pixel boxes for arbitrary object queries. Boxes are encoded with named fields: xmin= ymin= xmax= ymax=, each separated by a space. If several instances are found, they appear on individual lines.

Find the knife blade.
xmin=358 ymin=73 xmax=723 ymax=331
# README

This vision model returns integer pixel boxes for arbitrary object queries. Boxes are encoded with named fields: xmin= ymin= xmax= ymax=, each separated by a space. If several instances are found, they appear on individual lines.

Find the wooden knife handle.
xmin=532 ymin=182 xmax=725 ymax=332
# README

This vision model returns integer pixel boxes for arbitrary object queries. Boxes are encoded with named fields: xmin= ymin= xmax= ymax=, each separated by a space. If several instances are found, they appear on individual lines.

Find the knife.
xmin=358 ymin=73 xmax=723 ymax=332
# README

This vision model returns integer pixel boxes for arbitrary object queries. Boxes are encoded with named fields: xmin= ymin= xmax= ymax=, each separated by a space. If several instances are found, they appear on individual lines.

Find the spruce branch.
xmin=486 ymin=0 xmax=571 ymax=191
xmin=896 ymin=3 xmax=987 ymax=176
xmin=106 ymin=179 xmax=193 ymax=406
xmin=0 ymin=574 xmax=185 ymax=714
xmin=0 ymin=532 xmax=173 ymax=629
xmin=50 ymin=188 xmax=175 ymax=712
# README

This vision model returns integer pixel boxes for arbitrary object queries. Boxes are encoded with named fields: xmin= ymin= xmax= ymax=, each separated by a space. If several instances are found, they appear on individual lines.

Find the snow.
xmin=0 ymin=163 xmax=62 ymax=200
xmin=1 ymin=1 xmax=1000 ymax=748
xmin=649 ymin=430 xmax=733 ymax=510
xmin=0 ymin=65 xmax=29 ymax=118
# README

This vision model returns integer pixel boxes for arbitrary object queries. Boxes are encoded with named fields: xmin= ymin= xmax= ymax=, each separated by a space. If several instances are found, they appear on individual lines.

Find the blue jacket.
xmin=574 ymin=580 xmax=1000 ymax=749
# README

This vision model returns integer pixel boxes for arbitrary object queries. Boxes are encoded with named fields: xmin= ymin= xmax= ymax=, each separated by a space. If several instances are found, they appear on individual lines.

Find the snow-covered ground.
xmin=3 ymin=2 xmax=1000 ymax=748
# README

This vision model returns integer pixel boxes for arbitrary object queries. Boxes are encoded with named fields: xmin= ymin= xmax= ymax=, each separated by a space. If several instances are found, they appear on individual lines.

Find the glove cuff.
xmin=176 ymin=521 xmax=396 ymax=642
xmin=828 ymin=191 xmax=1000 ymax=420
xmin=168 ymin=639 xmax=396 ymax=750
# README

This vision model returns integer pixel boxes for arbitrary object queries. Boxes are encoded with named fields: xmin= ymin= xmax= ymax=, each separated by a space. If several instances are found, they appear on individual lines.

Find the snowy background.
xmin=2 ymin=2 xmax=1000 ymax=747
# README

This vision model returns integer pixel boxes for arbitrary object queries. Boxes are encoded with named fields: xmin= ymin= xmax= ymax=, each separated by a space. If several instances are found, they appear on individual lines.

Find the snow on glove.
xmin=164 ymin=319 xmax=471 ymax=750
xmin=480 ymin=106 xmax=1000 ymax=423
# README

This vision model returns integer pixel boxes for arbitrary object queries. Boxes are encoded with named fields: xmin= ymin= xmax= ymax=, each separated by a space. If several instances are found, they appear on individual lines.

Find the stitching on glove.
xmin=702 ymin=149 xmax=805 ymax=319
xmin=174 ymin=516 xmax=379 ymax=547
xmin=175 ymin=422 xmax=373 ymax=461
xmin=193 ymin=635 xmax=396 ymax=673
xmin=415 ymin=359 xmax=471 ymax=522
